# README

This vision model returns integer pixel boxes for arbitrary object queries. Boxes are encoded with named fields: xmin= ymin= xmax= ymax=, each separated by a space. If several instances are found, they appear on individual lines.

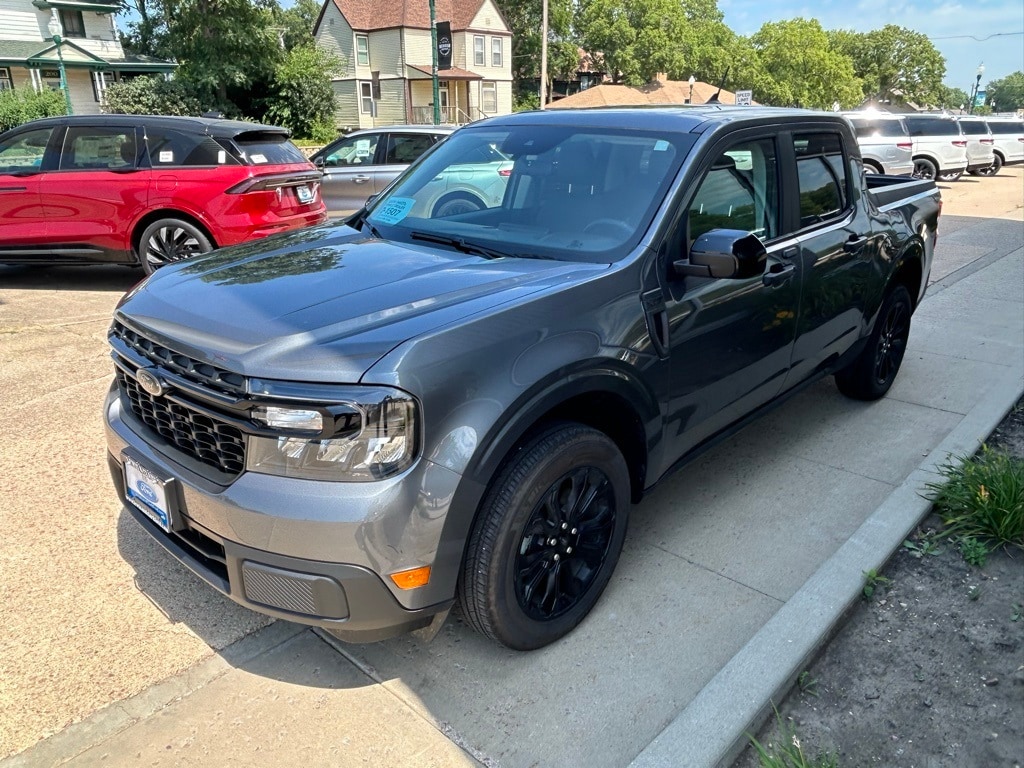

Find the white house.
xmin=314 ymin=0 xmax=513 ymax=130
xmin=0 ymin=0 xmax=174 ymax=115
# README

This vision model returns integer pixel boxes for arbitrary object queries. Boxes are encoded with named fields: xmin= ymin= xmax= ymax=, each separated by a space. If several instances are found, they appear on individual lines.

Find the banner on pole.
xmin=436 ymin=22 xmax=452 ymax=70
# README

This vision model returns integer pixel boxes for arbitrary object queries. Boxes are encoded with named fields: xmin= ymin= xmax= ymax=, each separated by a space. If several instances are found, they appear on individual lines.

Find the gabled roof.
xmin=548 ymin=78 xmax=752 ymax=109
xmin=0 ymin=39 xmax=175 ymax=71
xmin=326 ymin=0 xmax=507 ymax=32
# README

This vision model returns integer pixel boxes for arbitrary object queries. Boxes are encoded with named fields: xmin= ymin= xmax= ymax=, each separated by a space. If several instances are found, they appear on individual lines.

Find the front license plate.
xmin=296 ymin=184 xmax=314 ymax=204
xmin=124 ymin=456 xmax=175 ymax=532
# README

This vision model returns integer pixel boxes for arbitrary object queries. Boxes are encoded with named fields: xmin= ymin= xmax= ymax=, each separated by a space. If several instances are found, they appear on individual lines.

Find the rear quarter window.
xmin=146 ymin=127 xmax=238 ymax=167
xmin=906 ymin=117 xmax=960 ymax=137
xmin=988 ymin=121 xmax=1024 ymax=135
xmin=958 ymin=121 xmax=989 ymax=136
xmin=851 ymin=118 xmax=909 ymax=138
xmin=232 ymin=132 xmax=307 ymax=165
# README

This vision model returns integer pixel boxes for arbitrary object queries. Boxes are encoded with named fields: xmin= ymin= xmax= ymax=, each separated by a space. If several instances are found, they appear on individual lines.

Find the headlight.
xmin=246 ymin=388 xmax=418 ymax=482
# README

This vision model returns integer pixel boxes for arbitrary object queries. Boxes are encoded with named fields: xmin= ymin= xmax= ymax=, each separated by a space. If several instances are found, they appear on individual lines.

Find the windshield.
xmin=364 ymin=124 xmax=694 ymax=262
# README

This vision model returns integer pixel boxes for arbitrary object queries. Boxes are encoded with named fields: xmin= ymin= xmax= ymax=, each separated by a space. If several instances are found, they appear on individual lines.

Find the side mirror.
xmin=673 ymin=229 xmax=768 ymax=279
xmin=314 ymin=155 xmax=325 ymax=169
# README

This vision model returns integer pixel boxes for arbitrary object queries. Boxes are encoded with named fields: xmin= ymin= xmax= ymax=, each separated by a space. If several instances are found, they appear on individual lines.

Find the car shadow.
xmin=0 ymin=264 xmax=142 ymax=292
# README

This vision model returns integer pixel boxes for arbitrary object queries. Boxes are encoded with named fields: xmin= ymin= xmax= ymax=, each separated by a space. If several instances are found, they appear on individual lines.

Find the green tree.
xmin=987 ymin=71 xmax=1024 ymax=111
xmin=495 ymin=0 xmax=576 ymax=99
xmin=271 ymin=0 xmax=320 ymax=51
xmin=830 ymin=25 xmax=944 ymax=106
xmin=750 ymin=18 xmax=862 ymax=109
xmin=578 ymin=0 xmax=689 ymax=85
xmin=103 ymin=75 xmax=204 ymax=116
xmin=935 ymin=84 xmax=970 ymax=111
xmin=263 ymin=44 xmax=341 ymax=140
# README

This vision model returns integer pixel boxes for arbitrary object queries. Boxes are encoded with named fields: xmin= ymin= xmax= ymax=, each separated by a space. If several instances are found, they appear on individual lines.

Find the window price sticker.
xmin=371 ymin=197 xmax=415 ymax=225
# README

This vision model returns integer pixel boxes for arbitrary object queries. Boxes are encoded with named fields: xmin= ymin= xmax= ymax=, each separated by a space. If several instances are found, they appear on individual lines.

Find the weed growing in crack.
xmin=959 ymin=537 xmax=989 ymax=567
xmin=862 ymin=568 xmax=891 ymax=600
xmin=798 ymin=671 xmax=819 ymax=697
xmin=748 ymin=710 xmax=838 ymax=768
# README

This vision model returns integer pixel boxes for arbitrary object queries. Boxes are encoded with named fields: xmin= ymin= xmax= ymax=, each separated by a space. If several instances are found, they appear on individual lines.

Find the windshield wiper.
xmin=410 ymin=231 xmax=514 ymax=260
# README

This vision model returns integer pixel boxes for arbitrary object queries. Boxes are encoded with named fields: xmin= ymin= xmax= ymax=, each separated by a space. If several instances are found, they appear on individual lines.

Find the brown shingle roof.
xmin=548 ymin=79 xmax=752 ymax=108
xmin=333 ymin=0 xmax=493 ymax=31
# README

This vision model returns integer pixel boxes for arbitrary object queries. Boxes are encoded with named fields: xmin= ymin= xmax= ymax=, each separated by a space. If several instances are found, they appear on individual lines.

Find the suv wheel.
xmin=459 ymin=424 xmax=630 ymax=650
xmin=912 ymin=158 xmax=937 ymax=181
xmin=973 ymin=154 xmax=1003 ymax=176
xmin=432 ymin=192 xmax=484 ymax=218
xmin=938 ymin=170 xmax=963 ymax=182
xmin=835 ymin=285 xmax=911 ymax=401
xmin=139 ymin=218 xmax=213 ymax=274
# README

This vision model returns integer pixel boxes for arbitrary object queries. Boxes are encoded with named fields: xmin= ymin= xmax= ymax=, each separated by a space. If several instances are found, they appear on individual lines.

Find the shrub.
xmin=103 ymin=76 xmax=203 ymax=116
xmin=925 ymin=446 xmax=1024 ymax=548
xmin=0 ymin=87 xmax=67 ymax=132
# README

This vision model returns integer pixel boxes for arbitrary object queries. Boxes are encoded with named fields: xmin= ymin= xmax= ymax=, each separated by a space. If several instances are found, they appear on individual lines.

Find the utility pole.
xmin=539 ymin=0 xmax=548 ymax=109
xmin=429 ymin=0 xmax=440 ymax=125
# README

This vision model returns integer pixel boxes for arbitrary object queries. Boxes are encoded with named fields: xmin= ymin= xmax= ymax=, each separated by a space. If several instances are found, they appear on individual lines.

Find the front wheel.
xmin=459 ymin=424 xmax=630 ymax=650
xmin=138 ymin=218 xmax=213 ymax=274
xmin=835 ymin=285 xmax=912 ymax=401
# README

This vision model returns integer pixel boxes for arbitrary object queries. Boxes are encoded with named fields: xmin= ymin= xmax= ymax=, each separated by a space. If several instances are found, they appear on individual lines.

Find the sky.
xmin=719 ymin=0 xmax=1024 ymax=93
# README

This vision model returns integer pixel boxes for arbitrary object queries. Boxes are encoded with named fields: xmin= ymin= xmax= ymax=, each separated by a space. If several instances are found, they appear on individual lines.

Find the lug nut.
xmin=571 ymin=528 xmax=578 ymax=535
xmin=566 ymin=546 xmax=573 ymax=554
xmin=553 ymin=554 xmax=561 ymax=562
xmin=561 ymin=522 xmax=568 ymax=530
xmin=549 ymin=538 xmax=558 ymax=546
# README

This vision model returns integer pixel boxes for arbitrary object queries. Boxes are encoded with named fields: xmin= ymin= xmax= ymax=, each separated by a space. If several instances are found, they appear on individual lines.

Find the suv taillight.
xmin=896 ymin=141 xmax=912 ymax=150
xmin=952 ymin=140 xmax=967 ymax=148
xmin=227 ymin=171 xmax=322 ymax=194
xmin=981 ymin=138 xmax=994 ymax=144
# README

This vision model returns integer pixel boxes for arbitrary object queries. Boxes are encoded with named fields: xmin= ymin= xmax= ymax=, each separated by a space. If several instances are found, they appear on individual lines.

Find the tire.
xmin=863 ymin=160 xmax=883 ymax=175
xmin=938 ymin=170 xmax=963 ymax=182
xmin=432 ymin=192 xmax=484 ymax=218
xmin=138 ymin=218 xmax=213 ymax=274
xmin=835 ymin=284 xmax=912 ymax=401
xmin=973 ymin=154 xmax=1003 ymax=177
xmin=459 ymin=423 xmax=630 ymax=650
xmin=912 ymin=158 xmax=937 ymax=181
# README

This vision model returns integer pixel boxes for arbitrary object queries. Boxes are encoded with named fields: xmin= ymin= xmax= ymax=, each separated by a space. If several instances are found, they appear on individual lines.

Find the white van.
xmin=903 ymin=114 xmax=969 ymax=181
xmin=976 ymin=119 xmax=1024 ymax=175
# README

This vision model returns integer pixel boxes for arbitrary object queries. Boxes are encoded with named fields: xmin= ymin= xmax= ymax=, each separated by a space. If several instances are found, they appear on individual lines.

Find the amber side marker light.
xmin=390 ymin=566 xmax=431 ymax=590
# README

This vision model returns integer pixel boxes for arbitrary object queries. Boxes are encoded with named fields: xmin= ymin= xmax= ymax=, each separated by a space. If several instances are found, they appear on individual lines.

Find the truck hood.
xmin=116 ymin=223 xmax=607 ymax=383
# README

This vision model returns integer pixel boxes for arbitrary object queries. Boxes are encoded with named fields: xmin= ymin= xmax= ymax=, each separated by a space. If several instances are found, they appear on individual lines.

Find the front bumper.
xmin=105 ymin=387 xmax=458 ymax=641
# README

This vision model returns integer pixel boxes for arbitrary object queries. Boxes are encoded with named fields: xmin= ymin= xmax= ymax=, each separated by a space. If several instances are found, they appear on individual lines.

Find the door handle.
xmin=352 ymin=175 xmax=370 ymax=184
xmin=763 ymin=262 xmax=796 ymax=288
xmin=843 ymin=235 xmax=869 ymax=254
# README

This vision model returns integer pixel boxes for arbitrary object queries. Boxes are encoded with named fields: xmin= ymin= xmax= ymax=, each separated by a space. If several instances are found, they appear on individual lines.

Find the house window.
xmin=359 ymin=81 xmax=373 ymax=113
xmin=355 ymin=34 xmax=369 ymax=66
xmin=473 ymin=35 xmax=485 ymax=66
xmin=59 ymin=9 xmax=86 ymax=38
xmin=481 ymin=81 xmax=497 ymax=113
xmin=491 ymin=37 xmax=502 ymax=67
xmin=0 ymin=68 xmax=12 ymax=91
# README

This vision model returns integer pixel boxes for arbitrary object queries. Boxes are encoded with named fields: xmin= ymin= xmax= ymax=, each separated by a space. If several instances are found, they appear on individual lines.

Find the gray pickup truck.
xmin=105 ymin=107 xmax=941 ymax=650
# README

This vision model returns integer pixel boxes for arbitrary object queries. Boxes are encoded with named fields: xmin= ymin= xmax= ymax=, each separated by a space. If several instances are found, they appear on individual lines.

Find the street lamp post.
xmin=968 ymin=63 xmax=985 ymax=115
xmin=687 ymin=75 xmax=695 ymax=104
xmin=47 ymin=12 xmax=73 ymax=115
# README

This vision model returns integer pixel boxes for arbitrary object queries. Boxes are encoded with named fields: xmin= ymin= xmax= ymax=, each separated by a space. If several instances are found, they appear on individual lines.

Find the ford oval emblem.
xmin=135 ymin=478 xmax=159 ymax=504
xmin=136 ymin=368 xmax=165 ymax=397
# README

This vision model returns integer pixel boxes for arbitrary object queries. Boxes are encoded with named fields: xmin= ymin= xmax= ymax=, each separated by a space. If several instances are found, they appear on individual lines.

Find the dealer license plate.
xmin=296 ymin=184 xmax=314 ymax=204
xmin=124 ymin=456 xmax=174 ymax=532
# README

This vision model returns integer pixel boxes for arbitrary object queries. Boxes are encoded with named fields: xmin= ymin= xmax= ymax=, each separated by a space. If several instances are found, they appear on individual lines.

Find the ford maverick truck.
xmin=105 ymin=107 xmax=941 ymax=650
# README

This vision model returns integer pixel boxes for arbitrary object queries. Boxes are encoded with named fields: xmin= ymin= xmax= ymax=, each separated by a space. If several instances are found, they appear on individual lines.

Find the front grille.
xmin=111 ymin=321 xmax=246 ymax=396
xmin=118 ymin=369 xmax=246 ymax=476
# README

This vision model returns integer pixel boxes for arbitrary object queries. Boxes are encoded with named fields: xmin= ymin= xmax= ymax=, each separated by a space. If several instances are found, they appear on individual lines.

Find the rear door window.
xmin=794 ymin=133 xmax=848 ymax=227
xmin=60 ymin=126 xmax=137 ymax=170
xmin=146 ymin=127 xmax=237 ymax=167
xmin=383 ymin=133 xmax=436 ymax=165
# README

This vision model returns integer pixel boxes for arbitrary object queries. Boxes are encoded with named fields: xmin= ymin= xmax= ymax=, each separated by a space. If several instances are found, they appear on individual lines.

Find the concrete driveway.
xmin=1 ymin=169 xmax=1022 ymax=767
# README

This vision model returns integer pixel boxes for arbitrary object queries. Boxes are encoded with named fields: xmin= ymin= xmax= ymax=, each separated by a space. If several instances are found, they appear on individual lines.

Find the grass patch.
xmin=925 ymin=446 xmax=1024 ymax=548
xmin=749 ymin=713 xmax=838 ymax=768
xmin=862 ymin=568 xmax=891 ymax=600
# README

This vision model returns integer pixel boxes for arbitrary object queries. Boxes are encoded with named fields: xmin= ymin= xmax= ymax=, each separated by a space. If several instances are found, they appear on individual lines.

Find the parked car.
xmin=311 ymin=125 xmax=455 ymax=217
xmin=106 ymin=107 xmax=940 ymax=650
xmin=903 ymin=113 xmax=969 ymax=181
xmin=950 ymin=116 xmax=995 ymax=180
xmin=0 ymin=115 xmax=326 ymax=273
xmin=842 ymin=112 xmax=914 ymax=175
xmin=973 ymin=118 xmax=1024 ymax=176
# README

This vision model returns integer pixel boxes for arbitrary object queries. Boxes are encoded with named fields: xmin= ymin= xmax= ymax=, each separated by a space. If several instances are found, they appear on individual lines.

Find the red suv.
xmin=0 ymin=115 xmax=327 ymax=272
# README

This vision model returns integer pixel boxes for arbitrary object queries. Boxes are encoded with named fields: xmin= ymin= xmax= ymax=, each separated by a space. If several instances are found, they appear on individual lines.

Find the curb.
xmin=629 ymin=360 xmax=1023 ymax=768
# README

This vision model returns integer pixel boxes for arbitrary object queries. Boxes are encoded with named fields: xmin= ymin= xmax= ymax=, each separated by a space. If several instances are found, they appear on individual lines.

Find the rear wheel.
xmin=138 ymin=218 xmax=213 ymax=274
xmin=459 ymin=424 xmax=630 ymax=650
xmin=912 ymin=158 xmax=937 ymax=181
xmin=835 ymin=285 xmax=912 ymax=401
xmin=863 ymin=160 xmax=883 ymax=175
xmin=973 ymin=154 xmax=1003 ymax=176
xmin=938 ymin=170 xmax=963 ymax=182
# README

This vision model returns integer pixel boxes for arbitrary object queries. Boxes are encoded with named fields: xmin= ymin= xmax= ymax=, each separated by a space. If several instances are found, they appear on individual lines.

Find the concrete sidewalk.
xmin=5 ymin=240 xmax=1022 ymax=766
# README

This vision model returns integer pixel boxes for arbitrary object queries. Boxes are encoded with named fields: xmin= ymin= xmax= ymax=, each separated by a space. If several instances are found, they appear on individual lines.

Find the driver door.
xmin=658 ymin=133 xmax=802 ymax=457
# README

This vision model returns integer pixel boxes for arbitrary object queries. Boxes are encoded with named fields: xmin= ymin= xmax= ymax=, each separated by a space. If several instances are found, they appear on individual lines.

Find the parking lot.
xmin=1 ymin=167 xmax=1022 ymax=766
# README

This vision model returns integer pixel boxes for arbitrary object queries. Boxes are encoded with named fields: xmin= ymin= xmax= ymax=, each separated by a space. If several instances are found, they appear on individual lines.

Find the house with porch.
xmin=0 ymin=0 xmax=175 ymax=115
xmin=313 ymin=0 xmax=513 ymax=130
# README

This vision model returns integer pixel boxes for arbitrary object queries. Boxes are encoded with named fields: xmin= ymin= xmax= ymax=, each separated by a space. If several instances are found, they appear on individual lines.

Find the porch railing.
xmin=410 ymin=106 xmax=484 ymax=125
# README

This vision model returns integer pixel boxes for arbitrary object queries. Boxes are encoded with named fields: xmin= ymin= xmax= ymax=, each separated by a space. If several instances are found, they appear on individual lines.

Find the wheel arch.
xmin=890 ymin=239 xmax=925 ymax=310
xmin=131 ymin=209 xmax=218 ymax=264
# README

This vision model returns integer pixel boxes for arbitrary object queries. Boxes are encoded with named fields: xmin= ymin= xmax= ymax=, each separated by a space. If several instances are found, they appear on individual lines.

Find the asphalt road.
xmin=0 ymin=167 xmax=1021 ymax=764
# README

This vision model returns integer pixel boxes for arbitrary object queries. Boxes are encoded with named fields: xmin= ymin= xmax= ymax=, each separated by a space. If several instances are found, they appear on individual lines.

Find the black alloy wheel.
xmin=872 ymin=293 xmax=910 ymax=388
xmin=912 ymin=158 xmax=937 ymax=181
xmin=514 ymin=466 xmax=616 ymax=621
xmin=139 ymin=218 xmax=213 ymax=274
xmin=835 ymin=284 xmax=912 ymax=401
xmin=973 ymin=154 xmax=1003 ymax=176
xmin=459 ymin=423 xmax=630 ymax=650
